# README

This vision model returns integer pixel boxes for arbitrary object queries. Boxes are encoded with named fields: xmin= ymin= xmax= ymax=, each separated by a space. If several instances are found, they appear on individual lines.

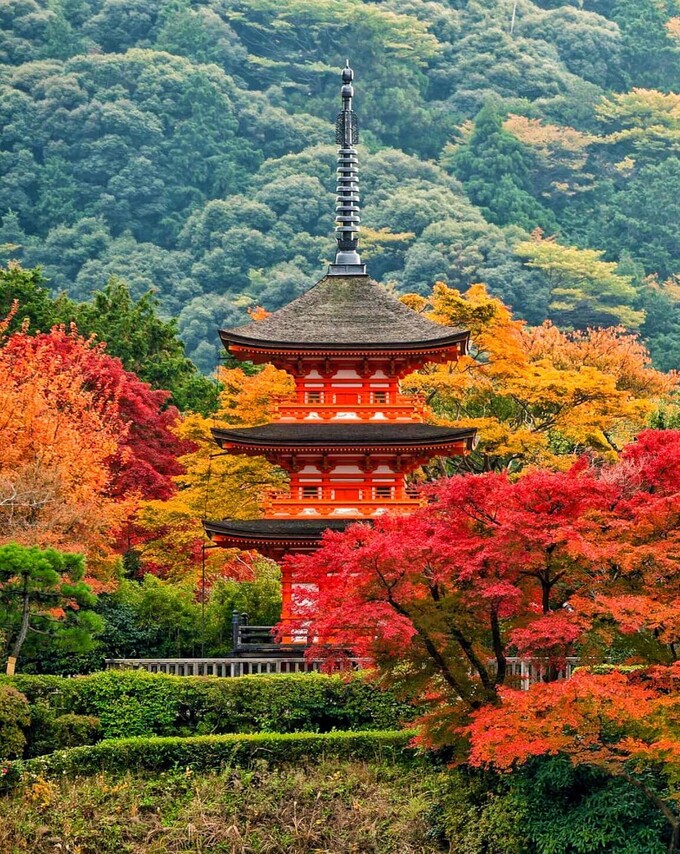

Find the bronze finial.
xmin=328 ymin=61 xmax=366 ymax=276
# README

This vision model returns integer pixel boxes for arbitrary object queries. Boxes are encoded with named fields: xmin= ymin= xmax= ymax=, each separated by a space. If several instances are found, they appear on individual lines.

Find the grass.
xmin=0 ymin=759 xmax=448 ymax=853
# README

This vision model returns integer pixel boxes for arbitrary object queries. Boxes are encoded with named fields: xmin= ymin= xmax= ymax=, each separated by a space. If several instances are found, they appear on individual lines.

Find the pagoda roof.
xmin=203 ymin=518 xmax=355 ymax=542
xmin=220 ymin=275 xmax=468 ymax=352
xmin=212 ymin=423 xmax=476 ymax=451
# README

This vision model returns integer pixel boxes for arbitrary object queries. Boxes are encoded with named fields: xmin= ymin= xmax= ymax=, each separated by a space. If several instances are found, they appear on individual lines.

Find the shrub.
xmin=52 ymin=714 xmax=101 ymax=749
xmin=1 ymin=730 xmax=417 ymax=788
xmin=19 ymin=703 xmax=101 ymax=759
xmin=0 ymin=685 xmax=30 ymax=760
xmin=2 ymin=671 xmax=412 ymax=745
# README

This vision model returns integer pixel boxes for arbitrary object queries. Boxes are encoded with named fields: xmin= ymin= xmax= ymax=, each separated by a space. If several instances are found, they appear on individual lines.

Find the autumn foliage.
xmin=283 ymin=427 xmax=680 ymax=844
xmin=467 ymin=665 xmax=680 ymax=850
xmin=286 ymin=428 xmax=680 ymax=717
xmin=0 ymin=315 xmax=188 ymax=566
xmin=135 ymin=363 xmax=293 ymax=581
xmin=402 ymin=282 xmax=675 ymax=472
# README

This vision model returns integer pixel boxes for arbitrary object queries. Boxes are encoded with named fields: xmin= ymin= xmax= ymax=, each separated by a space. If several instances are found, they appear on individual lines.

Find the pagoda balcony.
xmin=265 ymin=498 xmax=422 ymax=517
xmin=277 ymin=401 xmax=426 ymax=422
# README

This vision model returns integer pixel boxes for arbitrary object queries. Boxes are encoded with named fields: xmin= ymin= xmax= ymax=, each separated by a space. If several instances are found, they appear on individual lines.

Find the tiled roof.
xmin=220 ymin=275 xmax=467 ymax=351
xmin=212 ymin=423 xmax=476 ymax=449
xmin=203 ymin=518 xmax=355 ymax=540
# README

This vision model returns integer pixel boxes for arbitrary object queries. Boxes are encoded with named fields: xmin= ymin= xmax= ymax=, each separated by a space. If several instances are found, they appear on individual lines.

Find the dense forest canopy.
xmin=0 ymin=0 xmax=679 ymax=371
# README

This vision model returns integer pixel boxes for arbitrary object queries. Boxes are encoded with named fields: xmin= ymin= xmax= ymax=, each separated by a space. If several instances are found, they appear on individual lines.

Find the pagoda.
xmin=204 ymin=63 xmax=475 ymax=631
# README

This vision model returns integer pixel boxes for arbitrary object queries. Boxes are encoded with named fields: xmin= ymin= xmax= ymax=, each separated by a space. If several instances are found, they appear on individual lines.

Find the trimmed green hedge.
xmin=1 ymin=730 xmax=417 ymax=789
xmin=0 ymin=671 xmax=413 ymax=754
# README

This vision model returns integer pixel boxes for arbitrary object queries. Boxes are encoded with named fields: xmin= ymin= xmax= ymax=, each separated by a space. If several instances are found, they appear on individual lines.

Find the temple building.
xmin=204 ymin=63 xmax=474 ymax=631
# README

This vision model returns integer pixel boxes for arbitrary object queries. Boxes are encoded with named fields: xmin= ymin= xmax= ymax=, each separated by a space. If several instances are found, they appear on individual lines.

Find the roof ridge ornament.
xmin=328 ymin=60 xmax=367 ymax=277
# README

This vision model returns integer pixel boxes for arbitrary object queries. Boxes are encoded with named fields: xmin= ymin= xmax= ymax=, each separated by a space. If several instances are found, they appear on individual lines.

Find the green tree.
xmin=596 ymin=0 xmax=680 ymax=91
xmin=0 ymin=544 xmax=102 ymax=676
xmin=204 ymin=562 xmax=282 ymax=655
xmin=450 ymin=102 xmax=557 ymax=232
xmin=595 ymin=159 xmax=680 ymax=281
xmin=0 ymin=262 xmax=75 ymax=334
xmin=0 ymin=265 xmax=219 ymax=414
xmin=515 ymin=231 xmax=645 ymax=328
xmin=72 ymin=278 xmax=219 ymax=414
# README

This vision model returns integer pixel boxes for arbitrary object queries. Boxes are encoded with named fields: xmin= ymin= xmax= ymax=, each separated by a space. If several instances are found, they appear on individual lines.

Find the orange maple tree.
xmin=401 ymin=282 xmax=674 ymax=472
xmin=466 ymin=665 xmax=680 ymax=851
xmin=0 ymin=313 xmax=127 ymax=560
xmin=0 ymin=312 xmax=190 ymax=573
xmin=136 ymin=363 xmax=294 ymax=582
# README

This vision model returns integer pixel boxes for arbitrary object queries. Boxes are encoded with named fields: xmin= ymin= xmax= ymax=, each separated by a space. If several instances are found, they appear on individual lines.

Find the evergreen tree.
xmin=0 ymin=265 xmax=219 ymax=413
xmin=450 ymin=103 xmax=557 ymax=233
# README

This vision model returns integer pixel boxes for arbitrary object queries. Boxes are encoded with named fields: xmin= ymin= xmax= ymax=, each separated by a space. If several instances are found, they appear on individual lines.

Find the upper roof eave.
xmin=203 ymin=518 xmax=354 ymax=541
xmin=219 ymin=328 xmax=469 ymax=353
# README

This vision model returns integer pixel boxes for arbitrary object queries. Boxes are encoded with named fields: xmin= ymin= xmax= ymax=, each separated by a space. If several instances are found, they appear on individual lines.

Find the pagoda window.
xmin=372 ymin=391 xmax=388 ymax=404
xmin=306 ymin=391 xmax=323 ymax=404
xmin=301 ymin=485 xmax=321 ymax=500
xmin=374 ymin=485 xmax=394 ymax=500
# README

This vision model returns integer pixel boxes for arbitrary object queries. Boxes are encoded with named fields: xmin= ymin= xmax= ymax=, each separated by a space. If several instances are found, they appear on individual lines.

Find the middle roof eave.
xmin=212 ymin=423 xmax=476 ymax=449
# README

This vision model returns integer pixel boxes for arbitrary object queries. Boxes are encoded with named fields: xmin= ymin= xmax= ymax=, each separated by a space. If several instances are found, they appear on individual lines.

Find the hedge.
xmin=0 ymin=685 xmax=30 ymax=760
xmin=0 ymin=729 xmax=418 ymax=789
xmin=0 ymin=671 xmax=413 ymax=754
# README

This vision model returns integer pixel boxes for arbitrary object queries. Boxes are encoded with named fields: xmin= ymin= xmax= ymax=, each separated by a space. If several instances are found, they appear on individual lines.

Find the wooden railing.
xmin=104 ymin=655 xmax=579 ymax=685
xmin=277 ymin=403 xmax=426 ymax=422
xmin=267 ymin=498 xmax=421 ymax=517
xmin=104 ymin=658 xmax=366 ymax=676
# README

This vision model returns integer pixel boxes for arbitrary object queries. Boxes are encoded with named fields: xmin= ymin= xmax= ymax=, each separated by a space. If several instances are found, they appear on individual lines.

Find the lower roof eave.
xmin=203 ymin=517 xmax=362 ymax=545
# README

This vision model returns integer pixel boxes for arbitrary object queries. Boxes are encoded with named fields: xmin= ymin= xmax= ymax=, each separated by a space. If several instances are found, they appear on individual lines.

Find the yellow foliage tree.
xmin=136 ymin=364 xmax=294 ymax=582
xmin=596 ymin=88 xmax=680 ymax=155
xmin=503 ymin=114 xmax=596 ymax=196
xmin=515 ymin=230 xmax=645 ymax=329
xmin=401 ymin=283 xmax=675 ymax=473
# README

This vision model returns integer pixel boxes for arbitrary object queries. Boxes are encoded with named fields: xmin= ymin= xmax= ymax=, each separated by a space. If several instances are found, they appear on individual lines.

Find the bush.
xmin=52 ymin=714 xmax=101 ymax=750
xmin=1 ymin=730 xmax=417 ymax=789
xmin=2 ymin=671 xmax=412 ymax=746
xmin=0 ymin=685 xmax=30 ymax=760
xmin=22 ymin=704 xmax=101 ymax=758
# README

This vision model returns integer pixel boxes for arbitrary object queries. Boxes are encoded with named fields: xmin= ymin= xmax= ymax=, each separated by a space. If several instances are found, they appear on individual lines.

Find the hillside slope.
xmin=1 ymin=0 xmax=679 ymax=370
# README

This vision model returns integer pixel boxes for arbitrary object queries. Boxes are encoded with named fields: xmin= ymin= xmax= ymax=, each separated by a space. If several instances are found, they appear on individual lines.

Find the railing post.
xmin=232 ymin=610 xmax=240 ymax=651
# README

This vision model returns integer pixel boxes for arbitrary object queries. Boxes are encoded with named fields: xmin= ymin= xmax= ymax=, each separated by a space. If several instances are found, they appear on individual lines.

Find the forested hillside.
xmin=1 ymin=0 xmax=679 ymax=370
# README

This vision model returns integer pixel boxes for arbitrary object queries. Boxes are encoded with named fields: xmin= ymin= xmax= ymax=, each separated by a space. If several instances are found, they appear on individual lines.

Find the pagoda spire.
xmin=328 ymin=60 xmax=366 ymax=276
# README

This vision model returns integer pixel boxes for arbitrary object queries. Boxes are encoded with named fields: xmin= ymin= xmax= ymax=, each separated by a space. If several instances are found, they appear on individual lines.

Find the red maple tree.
xmin=466 ymin=664 xmax=680 ymax=851
xmin=284 ymin=430 xmax=680 ymax=741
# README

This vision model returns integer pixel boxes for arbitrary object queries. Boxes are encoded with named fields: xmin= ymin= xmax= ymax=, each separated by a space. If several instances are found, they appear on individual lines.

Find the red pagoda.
xmin=204 ymin=63 xmax=474 ymax=633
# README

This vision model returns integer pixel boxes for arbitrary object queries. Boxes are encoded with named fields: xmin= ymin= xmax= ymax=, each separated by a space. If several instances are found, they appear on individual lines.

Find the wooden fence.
xmin=105 ymin=657 xmax=362 ymax=677
xmin=105 ymin=655 xmax=578 ymax=685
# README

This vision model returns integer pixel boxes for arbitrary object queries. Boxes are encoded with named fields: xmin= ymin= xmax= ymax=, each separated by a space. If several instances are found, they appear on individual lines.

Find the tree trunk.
xmin=6 ymin=572 xmax=30 ymax=676
xmin=669 ymin=820 xmax=680 ymax=854
xmin=542 ymin=580 xmax=551 ymax=614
